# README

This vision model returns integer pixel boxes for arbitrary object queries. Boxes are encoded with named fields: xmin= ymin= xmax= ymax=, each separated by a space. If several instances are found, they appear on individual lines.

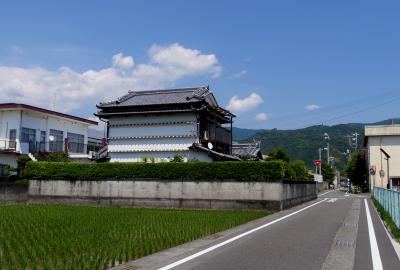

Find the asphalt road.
xmin=117 ymin=190 xmax=400 ymax=270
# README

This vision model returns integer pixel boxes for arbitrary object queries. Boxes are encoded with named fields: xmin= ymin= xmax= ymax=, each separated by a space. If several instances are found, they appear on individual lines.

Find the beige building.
xmin=365 ymin=124 xmax=400 ymax=191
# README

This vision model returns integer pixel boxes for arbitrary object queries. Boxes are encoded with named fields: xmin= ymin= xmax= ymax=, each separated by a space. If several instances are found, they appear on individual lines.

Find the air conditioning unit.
xmin=203 ymin=131 xmax=209 ymax=141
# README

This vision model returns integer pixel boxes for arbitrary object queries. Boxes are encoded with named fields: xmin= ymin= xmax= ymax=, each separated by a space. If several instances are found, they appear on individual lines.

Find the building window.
xmin=67 ymin=132 xmax=84 ymax=153
xmin=20 ymin=127 xmax=36 ymax=153
xmin=8 ymin=129 xmax=17 ymax=149
xmin=49 ymin=129 xmax=63 ymax=152
xmin=40 ymin=131 xmax=46 ymax=152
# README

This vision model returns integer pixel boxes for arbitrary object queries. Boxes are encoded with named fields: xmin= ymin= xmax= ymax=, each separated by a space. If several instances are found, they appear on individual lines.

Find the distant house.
xmin=0 ymin=103 xmax=98 ymax=168
xmin=96 ymin=86 xmax=239 ymax=162
xmin=231 ymin=142 xmax=263 ymax=160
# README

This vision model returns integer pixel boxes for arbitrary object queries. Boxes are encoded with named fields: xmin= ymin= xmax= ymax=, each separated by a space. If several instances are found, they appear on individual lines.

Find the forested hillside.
xmin=233 ymin=124 xmax=367 ymax=170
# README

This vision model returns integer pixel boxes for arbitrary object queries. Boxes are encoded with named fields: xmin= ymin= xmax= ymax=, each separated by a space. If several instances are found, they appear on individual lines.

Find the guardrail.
xmin=373 ymin=187 xmax=400 ymax=228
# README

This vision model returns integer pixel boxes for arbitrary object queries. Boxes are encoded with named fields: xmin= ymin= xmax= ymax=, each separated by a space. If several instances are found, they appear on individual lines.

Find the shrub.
xmin=24 ymin=161 xmax=288 ymax=181
xmin=170 ymin=154 xmax=184 ymax=162
xmin=16 ymin=155 xmax=32 ymax=178
xmin=39 ymin=152 xmax=70 ymax=162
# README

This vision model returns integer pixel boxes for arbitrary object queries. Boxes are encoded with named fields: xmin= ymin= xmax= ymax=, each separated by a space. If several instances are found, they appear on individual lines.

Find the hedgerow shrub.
xmin=24 ymin=161 xmax=288 ymax=181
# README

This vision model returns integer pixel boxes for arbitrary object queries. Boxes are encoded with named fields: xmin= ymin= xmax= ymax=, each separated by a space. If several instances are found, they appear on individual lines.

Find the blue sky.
xmin=1 ymin=0 xmax=400 ymax=129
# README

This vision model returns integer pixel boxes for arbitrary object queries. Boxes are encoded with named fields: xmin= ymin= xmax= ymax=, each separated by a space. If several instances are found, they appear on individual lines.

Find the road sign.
xmin=314 ymin=160 xmax=321 ymax=166
xmin=379 ymin=170 xmax=385 ymax=178
xmin=369 ymin=166 xmax=376 ymax=175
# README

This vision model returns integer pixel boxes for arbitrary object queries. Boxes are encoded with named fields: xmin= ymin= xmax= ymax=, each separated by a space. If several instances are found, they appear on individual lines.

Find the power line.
xmin=261 ymin=89 xmax=400 ymax=127
xmin=298 ymin=95 xmax=400 ymax=129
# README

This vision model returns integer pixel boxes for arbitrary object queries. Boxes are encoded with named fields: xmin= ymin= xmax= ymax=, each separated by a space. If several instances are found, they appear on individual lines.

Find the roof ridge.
xmin=136 ymin=86 xmax=207 ymax=94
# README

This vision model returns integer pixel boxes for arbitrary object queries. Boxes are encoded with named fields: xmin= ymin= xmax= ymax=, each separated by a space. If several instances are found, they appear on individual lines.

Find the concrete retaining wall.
xmin=0 ymin=183 xmax=29 ymax=203
xmin=28 ymin=179 xmax=316 ymax=211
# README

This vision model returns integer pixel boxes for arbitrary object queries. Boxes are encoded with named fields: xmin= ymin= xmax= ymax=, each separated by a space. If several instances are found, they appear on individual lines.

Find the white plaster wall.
xmin=109 ymin=124 xmax=196 ymax=138
xmin=109 ymin=150 xmax=212 ymax=162
xmin=107 ymin=113 xmax=201 ymax=162
xmin=109 ymin=113 xmax=196 ymax=125
xmin=367 ymin=136 xmax=400 ymax=190
xmin=0 ymin=111 xmax=21 ymax=139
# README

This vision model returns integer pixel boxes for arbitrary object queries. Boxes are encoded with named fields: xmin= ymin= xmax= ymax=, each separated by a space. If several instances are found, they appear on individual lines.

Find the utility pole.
xmin=318 ymin=148 xmax=323 ymax=174
xmin=352 ymin=132 xmax=359 ymax=152
xmin=324 ymin=133 xmax=330 ymax=165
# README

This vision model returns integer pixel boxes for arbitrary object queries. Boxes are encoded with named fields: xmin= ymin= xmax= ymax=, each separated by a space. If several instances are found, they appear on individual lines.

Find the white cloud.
xmin=255 ymin=112 xmax=268 ymax=121
xmin=305 ymin=104 xmax=321 ymax=111
xmin=0 ymin=43 xmax=221 ymax=112
xmin=112 ymin=53 xmax=134 ymax=69
xmin=226 ymin=93 xmax=263 ymax=113
xmin=230 ymin=69 xmax=247 ymax=78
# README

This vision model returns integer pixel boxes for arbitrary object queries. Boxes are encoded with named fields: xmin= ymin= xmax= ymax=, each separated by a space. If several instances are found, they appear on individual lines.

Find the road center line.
xmin=158 ymin=198 xmax=328 ymax=270
xmin=364 ymin=199 xmax=383 ymax=270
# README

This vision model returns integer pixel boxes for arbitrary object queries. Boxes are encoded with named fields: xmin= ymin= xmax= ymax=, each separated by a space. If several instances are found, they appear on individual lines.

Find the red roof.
xmin=0 ymin=103 xmax=97 ymax=125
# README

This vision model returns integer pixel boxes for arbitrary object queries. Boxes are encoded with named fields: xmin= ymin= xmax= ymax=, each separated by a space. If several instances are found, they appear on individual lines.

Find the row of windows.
xmin=14 ymin=128 xmax=85 ymax=153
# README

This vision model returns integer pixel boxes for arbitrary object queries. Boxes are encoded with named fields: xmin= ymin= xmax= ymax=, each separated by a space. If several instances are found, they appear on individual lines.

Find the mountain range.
xmin=233 ymin=118 xmax=400 ymax=170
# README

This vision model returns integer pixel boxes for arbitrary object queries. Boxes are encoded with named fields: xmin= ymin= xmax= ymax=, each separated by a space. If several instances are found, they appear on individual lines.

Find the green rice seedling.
xmin=0 ymin=205 xmax=268 ymax=269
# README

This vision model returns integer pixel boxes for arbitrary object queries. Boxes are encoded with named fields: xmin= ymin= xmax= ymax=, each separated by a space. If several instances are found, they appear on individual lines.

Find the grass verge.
xmin=0 ymin=205 xmax=269 ymax=270
xmin=372 ymin=197 xmax=400 ymax=243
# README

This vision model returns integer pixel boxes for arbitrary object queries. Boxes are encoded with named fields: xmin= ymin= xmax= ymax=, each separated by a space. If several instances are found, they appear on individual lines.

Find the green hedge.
xmin=24 ymin=161 xmax=287 ymax=181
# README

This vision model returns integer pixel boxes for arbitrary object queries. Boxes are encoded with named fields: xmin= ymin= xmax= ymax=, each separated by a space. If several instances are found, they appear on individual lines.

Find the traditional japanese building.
xmin=231 ymin=141 xmax=263 ymax=161
xmin=96 ymin=86 xmax=239 ymax=162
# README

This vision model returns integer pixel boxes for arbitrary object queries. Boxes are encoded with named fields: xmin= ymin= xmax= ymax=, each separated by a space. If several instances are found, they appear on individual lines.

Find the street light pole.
xmin=380 ymin=148 xmax=391 ymax=189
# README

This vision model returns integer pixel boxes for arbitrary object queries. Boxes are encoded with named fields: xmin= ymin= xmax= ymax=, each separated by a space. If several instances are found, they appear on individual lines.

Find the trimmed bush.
xmin=24 ymin=161 xmax=288 ymax=181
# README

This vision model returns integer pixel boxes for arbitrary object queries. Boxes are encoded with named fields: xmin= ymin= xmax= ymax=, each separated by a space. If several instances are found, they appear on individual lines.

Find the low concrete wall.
xmin=0 ymin=183 xmax=29 ymax=203
xmin=28 ymin=179 xmax=316 ymax=211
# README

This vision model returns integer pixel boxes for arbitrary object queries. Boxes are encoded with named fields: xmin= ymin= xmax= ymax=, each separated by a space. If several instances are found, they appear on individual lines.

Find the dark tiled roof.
xmin=98 ymin=86 xmax=213 ymax=108
xmin=231 ymin=142 xmax=262 ymax=160
xmin=190 ymin=143 xmax=241 ymax=161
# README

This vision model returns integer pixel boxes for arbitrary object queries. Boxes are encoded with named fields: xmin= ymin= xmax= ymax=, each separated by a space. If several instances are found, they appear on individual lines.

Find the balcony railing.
xmin=204 ymin=125 xmax=232 ymax=145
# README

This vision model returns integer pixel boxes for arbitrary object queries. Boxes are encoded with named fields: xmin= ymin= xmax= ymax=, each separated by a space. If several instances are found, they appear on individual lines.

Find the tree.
xmin=321 ymin=162 xmax=335 ymax=183
xmin=292 ymin=160 xmax=310 ymax=180
xmin=266 ymin=147 xmax=290 ymax=163
xmin=345 ymin=152 xmax=368 ymax=188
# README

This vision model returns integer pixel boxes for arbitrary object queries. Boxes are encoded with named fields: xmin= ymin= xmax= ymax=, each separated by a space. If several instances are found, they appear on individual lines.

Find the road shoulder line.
xmin=371 ymin=199 xmax=400 ymax=261
xmin=365 ymin=199 xmax=383 ymax=270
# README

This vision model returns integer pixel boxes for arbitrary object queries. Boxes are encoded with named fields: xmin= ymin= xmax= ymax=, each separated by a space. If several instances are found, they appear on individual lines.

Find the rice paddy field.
xmin=0 ymin=205 xmax=268 ymax=270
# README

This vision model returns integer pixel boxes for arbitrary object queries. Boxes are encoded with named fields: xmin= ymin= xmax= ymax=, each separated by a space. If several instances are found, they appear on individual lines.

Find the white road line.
xmin=319 ymin=190 xmax=334 ymax=197
xmin=364 ymin=199 xmax=383 ymax=270
xmin=327 ymin=198 xmax=338 ymax=203
xmin=371 ymin=200 xmax=400 ymax=261
xmin=158 ymin=198 xmax=328 ymax=270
